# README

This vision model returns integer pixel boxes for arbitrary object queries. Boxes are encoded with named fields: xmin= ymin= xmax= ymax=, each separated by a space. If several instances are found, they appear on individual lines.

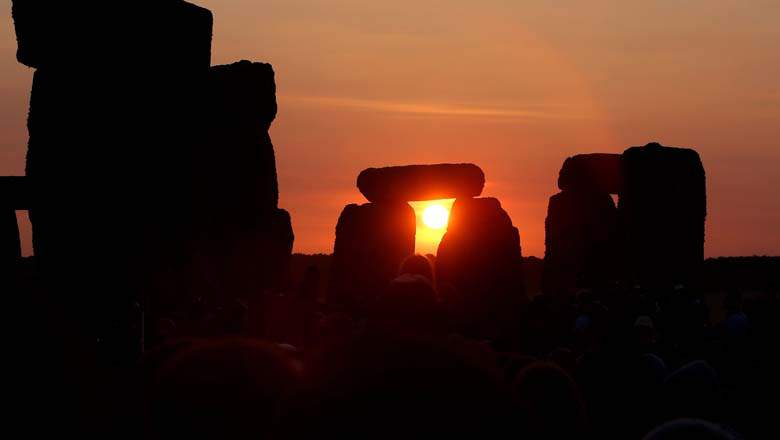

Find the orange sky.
xmin=2 ymin=0 xmax=778 ymax=257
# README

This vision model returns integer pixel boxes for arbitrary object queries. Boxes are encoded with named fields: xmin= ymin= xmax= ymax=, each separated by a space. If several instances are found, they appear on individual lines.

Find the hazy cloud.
xmin=282 ymin=95 xmax=587 ymax=120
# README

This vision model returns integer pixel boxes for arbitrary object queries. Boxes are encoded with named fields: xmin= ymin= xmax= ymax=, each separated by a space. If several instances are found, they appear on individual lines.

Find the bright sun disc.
xmin=422 ymin=204 xmax=449 ymax=229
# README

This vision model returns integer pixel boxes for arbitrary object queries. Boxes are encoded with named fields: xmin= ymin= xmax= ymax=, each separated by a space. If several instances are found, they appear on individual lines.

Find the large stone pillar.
xmin=436 ymin=197 xmax=526 ymax=339
xmin=13 ymin=0 xmax=214 ymax=362
xmin=0 ymin=210 xmax=21 ymax=265
xmin=543 ymin=190 xmax=618 ymax=295
xmin=329 ymin=202 xmax=416 ymax=313
xmin=188 ymin=60 xmax=293 ymax=304
xmin=0 ymin=177 xmax=26 ymax=271
xmin=543 ymin=153 xmax=621 ymax=297
xmin=619 ymin=142 xmax=706 ymax=288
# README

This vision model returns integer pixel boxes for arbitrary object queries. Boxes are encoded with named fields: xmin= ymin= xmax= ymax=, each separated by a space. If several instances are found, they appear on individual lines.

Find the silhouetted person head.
xmin=139 ymin=337 xmax=195 ymax=387
xmin=547 ymin=347 xmax=577 ymax=373
xmin=497 ymin=353 xmax=538 ymax=382
xmin=216 ymin=299 xmax=249 ymax=335
xmin=723 ymin=290 xmax=743 ymax=314
xmin=399 ymin=254 xmax=434 ymax=283
xmin=369 ymin=274 xmax=441 ymax=331
xmin=663 ymin=360 xmax=721 ymax=423
xmin=280 ymin=327 xmax=507 ymax=438
xmin=149 ymin=338 xmax=298 ymax=439
xmin=615 ymin=353 xmax=669 ymax=437
xmin=643 ymin=419 xmax=736 ymax=440
xmin=297 ymin=265 xmax=320 ymax=301
xmin=312 ymin=311 xmax=357 ymax=346
xmin=634 ymin=315 xmax=658 ymax=348
xmin=511 ymin=361 xmax=587 ymax=438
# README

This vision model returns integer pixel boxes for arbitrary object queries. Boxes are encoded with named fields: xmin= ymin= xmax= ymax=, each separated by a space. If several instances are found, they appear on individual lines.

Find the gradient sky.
xmin=2 ymin=0 xmax=778 ymax=257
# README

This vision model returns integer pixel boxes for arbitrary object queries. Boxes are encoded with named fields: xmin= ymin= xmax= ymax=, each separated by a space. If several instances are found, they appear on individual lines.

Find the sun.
xmin=410 ymin=199 xmax=455 ymax=254
xmin=422 ymin=204 xmax=449 ymax=229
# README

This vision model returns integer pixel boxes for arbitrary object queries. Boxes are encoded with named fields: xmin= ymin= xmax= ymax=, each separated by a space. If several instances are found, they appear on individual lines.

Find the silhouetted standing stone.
xmin=619 ymin=142 xmax=706 ymax=287
xmin=558 ymin=153 xmax=623 ymax=194
xmin=543 ymin=190 xmax=618 ymax=296
xmin=14 ymin=0 xmax=214 ymax=364
xmin=22 ymin=1 xmax=213 ymax=262
xmin=12 ymin=0 xmax=213 ymax=70
xmin=199 ymin=60 xmax=279 ymax=215
xmin=0 ymin=210 xmax=21 ymax=263
xmin=0 ymin=176 xmax=30 ymax=210
xmin=436 ymin=197 xmax=526 ymax=339
xmin=190 ymin=60 xmax=293 ymax=300
xmin=0 ymin=177 xmax=26 ymax=270
xmin=204 ymin=209 xmax=295 ymax=301
xmin=357 ymin=163 xmax=485 ymax=202
xmin=329 ymin=202 xmax=416 ymax=312
xmin=543 ymin=153 xmax=622 ymax=296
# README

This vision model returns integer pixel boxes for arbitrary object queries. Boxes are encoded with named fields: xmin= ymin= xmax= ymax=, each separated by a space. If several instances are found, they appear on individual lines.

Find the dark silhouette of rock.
xmin=11 ymin=0 xmax=213 ymax=70
xmin=22 ymin=0 xmax=213 ymax=263
xmin=543 ymin=153 xmax=621 ymax=296
xmin=543 ymin=190 xmax=618 ymax=296
xmin=208 ymin=61 xmax=277 ymax=129
xmin=188 ymin=60 xmax=292 ymax=299
xmin=197 ymin=60 xmax=279 ymax=216
xmin=15 ymin=0 xmax=214 ymax=364
xmin=202 ymin=208 xmax=294 ymax=301
xmin=19 ymin=0 xmax=212 ymax=259
xmin=558 ymin=153 xmax=623 ymax=194
xmin=619 ymin=142 xmax=706 ymax=287
xmin=543 ymin=143 xmax=706 ymax=293
xmin=0 ymin=177 xmax=26 ymax=270
xmin=0 ymin=209 xmax=21 ymax=264
xmin=329 ymin=202 xmax=416 ymax=312
xmin=436 ymin=197 xmax=526 ymax=339
xmin=0 ymin=176 xmax=30 ymax=210
xmin=357 ymin=163 xmax=485 ymax=202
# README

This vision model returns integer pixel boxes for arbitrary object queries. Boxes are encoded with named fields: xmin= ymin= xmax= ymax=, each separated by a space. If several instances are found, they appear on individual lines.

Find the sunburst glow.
xmin=422 ymin=204 xmax=449 ymax=229
xmin=410 ymin=200 xmax=455 ymax=255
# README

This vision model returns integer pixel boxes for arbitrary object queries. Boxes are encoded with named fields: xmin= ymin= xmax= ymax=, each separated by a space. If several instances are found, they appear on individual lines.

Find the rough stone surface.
xmin=207 ymin=61 xmax=277 ymax=130
xmin=357 ymin=163 xmax=485 ymax=202
xmin=329 ymin=202 xmax=416 ymax=312
xmin=196 ymin=61 xmax=279 ymax=216
xmin=619 ymin=142 xmax=706 ymax=287
xmin=207 ymin=208 xmax=294 ymax=300
xmin=0 ymin=177 xmax=26 ymax=271
xmin=542 ymin=190 xmax=619 ymax=296
xmin=186 ymin=60 xmax=291 ymax=298
xmin=436 ymin=197 xmax=526 ymax=339
xmin=1 ymin=209 xmax=21 ymax=264
xmin=11 ymin=0 xmax=213 ymax=70
xmin=0 ymin=177 xmax=29 ymax=210
xmin=14 ymin=0 xmax=214 ymax=362
xmin=25 ymin=63 xmax=203 ymax=268
xmin=558 ymin=153 xmax=623 ymax=194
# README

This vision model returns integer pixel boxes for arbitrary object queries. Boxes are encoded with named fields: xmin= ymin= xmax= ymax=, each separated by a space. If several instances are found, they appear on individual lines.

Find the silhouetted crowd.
xmin=11 ymin=255 xmax=778 ymax=439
